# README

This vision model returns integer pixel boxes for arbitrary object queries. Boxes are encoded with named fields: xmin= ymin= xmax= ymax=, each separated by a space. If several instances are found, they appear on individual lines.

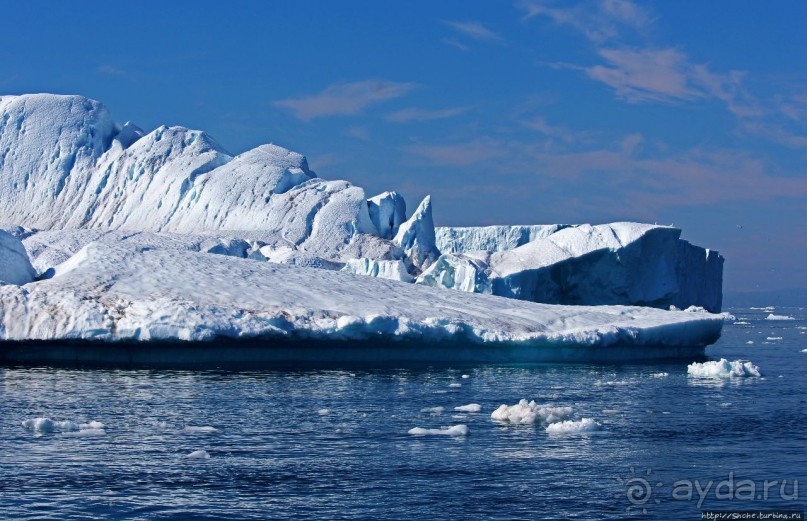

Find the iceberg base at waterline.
xmin=0 ymin=241 xmax=723 ymax=366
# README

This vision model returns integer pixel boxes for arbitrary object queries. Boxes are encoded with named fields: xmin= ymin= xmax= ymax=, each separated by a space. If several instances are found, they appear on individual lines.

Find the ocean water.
xmin=1 ymin=307 xmax=805 ymax=520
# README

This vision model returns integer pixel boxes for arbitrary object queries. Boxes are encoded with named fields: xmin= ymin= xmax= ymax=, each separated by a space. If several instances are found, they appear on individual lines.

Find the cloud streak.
xmin=518 ymin=0 xmax=653 ymax=43
xmin=275 ymin=80 xmax=415 ymax=121
xmin=385 ymin=106 xmax=471 ymax=123
xmin=444 ymin=21 xmax=504 ymax=44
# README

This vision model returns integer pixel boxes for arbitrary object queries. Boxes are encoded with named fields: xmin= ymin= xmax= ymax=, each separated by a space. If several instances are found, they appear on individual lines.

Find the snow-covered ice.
xmin=0 ymin=93 xmax=729 ymax=362
xmin=545 ymin=418 xmax=601 ymax=434
xmin=185 ymin=449 xmax=211 ymax=459
xmin=0 ymin=240 xmax=725 ymax=362
xmin=22 ymin=418 xmax=104 ymax=433
xmin=423 ymin=223 xmax=724 ymax=312
xmin=183 ymin=426 xmax=218 ymax=433
xmin=765 ymin=314 xmax=795 ymax=321
xmin=687 ymin=359 xmax=762 ymax=378
xmin=0 ymin=230 xmax=36 ymax=285
xmin=408 ymin=425 xmax=469 ymax=436
xmin=490 ymin=400 xmax=573 ymax=425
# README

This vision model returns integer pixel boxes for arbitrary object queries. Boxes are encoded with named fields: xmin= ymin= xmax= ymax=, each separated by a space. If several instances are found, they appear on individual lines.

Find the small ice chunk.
xmin=449 ymin=383 xmax=462 ymax=388
xmin=801 ymin=349 xmax=807 ymax=353
xmin=183 ymin=426 xmax=218 ymax=433
xmin=186 ymin=449 xmax=211 ymax=459
xmin=651 ymin=373 xmax=668 ymax=378
xmin=545 ymin=418 xmax=601 ymax=434
xmin=766 ymin=314 xmax=795 ymax=321
xmin=454 ymin=404 xmax=482 ymax=413
xmin=22 ymin=418 xmax=55 ymax=432
xmin=461 ymin=374 xmax=470 ymax=379
xmin=408 ymin=425 xmax=469 ymax=436
xmin=766 ymin=337 xmax=783 ymax=341
xmin=421 ymin=406 xmax=444 ymax=414
xmin=317 ymin=409 xmax=331 ymax=416
xmin=687 ymin=359 xmax=762 ymax=378
xmin=734 ymin=321 xmax=751 ymax=325
xmin=490 ymin=400 xmax=573 ymax=425
xmin=746 ymin=341 xmax=755 ymax=345
xmin=63 ymin=428 xmax=106 ymax=437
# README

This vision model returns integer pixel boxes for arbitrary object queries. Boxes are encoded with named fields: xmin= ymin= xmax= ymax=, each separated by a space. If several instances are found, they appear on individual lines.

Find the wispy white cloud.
xmin=406 ymin=139 xmax=505 ymax=166
xmin=741 ymin=121 xmax=807 ymax=149
xmin=517 ymin=0 xmax=653 ymax=43
xmin=521 ymin=115 xmax=585 ymax=143
xmin=97 ymin=65 xmax=128 ymax=77
xmin=345 ymin=125 xmax=372 ymax=141
xmin=444 ymin=21 xmax=504 ymax=44
xmin=442 ymin=37 xmax=470 ymax=52
xmin=584 ymin=48 xmax=699 ymax=103
xmin=385 ymin=106 xmax=471 ymax=123
xmin=275 ymin=80 xmax=415 ymax=121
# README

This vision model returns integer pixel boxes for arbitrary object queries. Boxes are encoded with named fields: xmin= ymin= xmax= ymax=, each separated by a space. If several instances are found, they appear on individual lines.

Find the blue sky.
xmin=1 ymin=1 xmax=805 ymax=292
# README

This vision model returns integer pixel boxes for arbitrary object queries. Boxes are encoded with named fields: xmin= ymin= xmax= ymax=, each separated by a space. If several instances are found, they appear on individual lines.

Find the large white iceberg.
xmin=0 ymin=93 xmax=728 ymax=363
xmin=0 ymin=240 xmax=724 ymax=363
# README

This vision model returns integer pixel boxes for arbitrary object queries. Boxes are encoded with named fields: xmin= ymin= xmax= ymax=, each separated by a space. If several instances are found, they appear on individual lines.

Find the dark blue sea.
xmin=1 ymin=306 xmax=805 ymax=520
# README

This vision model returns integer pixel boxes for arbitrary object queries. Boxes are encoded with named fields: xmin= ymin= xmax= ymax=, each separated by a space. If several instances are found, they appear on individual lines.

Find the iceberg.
xmin=0 ymin=93 xmax=728 ymax=364
xmin=687 ymin=359 xmax=762 ymax=378
xmin=408 ymin=425 xmax=469 ymax=436
xmin=423 ymin=223 xmax=724 ymax=312
xmin=545 ymin=418 xmax=601 ymax=434
xmin=0 ymin=240 xmax=724 ymax=364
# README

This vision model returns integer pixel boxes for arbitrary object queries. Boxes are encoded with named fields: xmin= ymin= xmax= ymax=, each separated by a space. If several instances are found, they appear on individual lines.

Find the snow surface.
xmin=408 ymin=425 xmax=469 ymax=436
xmin=687 ymin=359 xmax=762 ymax=378
xmin=545 ymin=418 xmax=601 ymax=434
xmin=0 ymin=230 xmax=36 ymax=285
xmin=0 ymin=241 xmax=724 ymax=361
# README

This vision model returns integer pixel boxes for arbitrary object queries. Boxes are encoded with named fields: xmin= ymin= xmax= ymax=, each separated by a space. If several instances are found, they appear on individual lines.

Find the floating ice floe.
xmin=408 ymin=425 xmax=468 ymax=436
xmin=21 ymin=418 xmax=105 ymax=434
xmin=421 ymin=406 xmax=444 ymax=414
xmin=490 ymin=400 xmax=573 ymax=425
xmin=545 ymin=418 xmax=601 ymax=434
xmin=801 ymin=349 xmax=807 ymax=353
xmin=651 ymin=372 xmax=669 ymax=378
xmin=687 ymin=359 xmax=762 ymax=378
xmin=766 ymin=337 xmax=783 ymax=341
xmin=766 ymin=314 xmax=795 ymax=321
xmin=734 ymin=321 xmax=751 ymax=325
xmin=317 ymin=409 xmax=331 ymax=416
xmin=183 ymin=426 xmax=218 ymax=433
xmin=186 ymin=450 xmax=211 ymax=459
xmin=454 ymin=404 xmax=482 ymax=413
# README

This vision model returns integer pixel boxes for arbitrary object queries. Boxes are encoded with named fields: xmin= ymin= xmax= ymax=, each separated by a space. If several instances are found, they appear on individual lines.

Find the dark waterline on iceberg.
xmin=0 ymin=338 xmax=712 ymax=368
xmin=0 ymin=306 xmax=804 ymax=520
